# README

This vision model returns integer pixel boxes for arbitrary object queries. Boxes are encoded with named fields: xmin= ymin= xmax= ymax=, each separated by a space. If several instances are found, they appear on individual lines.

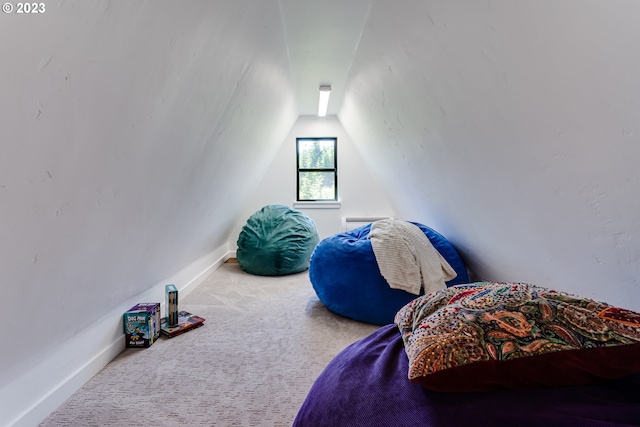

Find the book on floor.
xmin=160 ymin=311 xmax=205 ymax=338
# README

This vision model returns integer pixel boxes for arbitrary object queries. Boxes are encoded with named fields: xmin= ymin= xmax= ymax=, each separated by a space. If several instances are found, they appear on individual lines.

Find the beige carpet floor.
xmin=39 ymin=262 xmax=380 ymax=426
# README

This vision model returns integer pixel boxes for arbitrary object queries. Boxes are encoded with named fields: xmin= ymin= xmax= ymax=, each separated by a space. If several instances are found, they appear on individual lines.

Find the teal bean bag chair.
xmin=309 ymin=221 xmax=469 ymax=325
xmin=237 ymin=205 xmax=320 ymax=276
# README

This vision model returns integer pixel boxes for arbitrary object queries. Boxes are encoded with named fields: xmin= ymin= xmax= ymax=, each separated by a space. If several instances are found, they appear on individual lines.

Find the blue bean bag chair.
xmin=237 ymin=205 xmax=320 ymax=276
xmin=309 ymin=222 xmax=468 ymax=325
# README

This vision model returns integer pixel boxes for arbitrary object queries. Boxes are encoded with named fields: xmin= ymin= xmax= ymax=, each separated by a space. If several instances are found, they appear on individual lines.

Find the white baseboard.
xmin=4 ymin=244 xmax=232 ymax=427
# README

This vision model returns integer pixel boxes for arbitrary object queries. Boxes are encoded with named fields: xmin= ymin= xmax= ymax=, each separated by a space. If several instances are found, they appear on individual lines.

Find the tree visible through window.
xmin=296 ymin=137 xmax=337 ymax=201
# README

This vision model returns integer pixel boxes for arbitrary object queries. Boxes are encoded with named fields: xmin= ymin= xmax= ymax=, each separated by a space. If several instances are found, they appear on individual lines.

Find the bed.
xmin=294 ymin=282 xmax=640 ymax=427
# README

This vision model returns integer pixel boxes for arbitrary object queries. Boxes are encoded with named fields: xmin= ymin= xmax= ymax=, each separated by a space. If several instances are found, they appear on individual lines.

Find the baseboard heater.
xmin=341 ymin=216 xmax=393 ymax=232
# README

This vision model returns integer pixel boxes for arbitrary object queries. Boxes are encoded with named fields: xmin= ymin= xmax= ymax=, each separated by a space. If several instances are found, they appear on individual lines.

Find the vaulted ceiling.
xmin=279 ymin=0 xmax=372 ymax=115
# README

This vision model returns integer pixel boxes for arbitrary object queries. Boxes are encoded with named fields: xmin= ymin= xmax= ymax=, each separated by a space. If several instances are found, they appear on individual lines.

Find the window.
xmin=296 ymin=137 xmax=337 ymax=201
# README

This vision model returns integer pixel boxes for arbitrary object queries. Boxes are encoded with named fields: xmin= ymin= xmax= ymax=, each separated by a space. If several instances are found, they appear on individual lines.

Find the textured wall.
xmin=340 ymin=0 xmax=640 ymax=309
xmin=0 ymin=0 xmax=296 ymax=389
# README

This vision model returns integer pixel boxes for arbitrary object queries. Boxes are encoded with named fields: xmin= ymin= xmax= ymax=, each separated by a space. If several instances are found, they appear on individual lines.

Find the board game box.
xmin=123 ymin=302 xmax=161 ymax=348
xmin=165 ymin=284 xmax=179 ymax=326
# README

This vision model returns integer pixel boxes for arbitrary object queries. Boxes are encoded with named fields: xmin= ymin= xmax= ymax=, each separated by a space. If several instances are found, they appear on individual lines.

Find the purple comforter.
xmin=294 ymin=324 xmax=640 ymax=427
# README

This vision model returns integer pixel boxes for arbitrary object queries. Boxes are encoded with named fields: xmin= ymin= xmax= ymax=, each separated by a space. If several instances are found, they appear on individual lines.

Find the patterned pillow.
xmin=394 ymin=282 xmax=640 ymax=392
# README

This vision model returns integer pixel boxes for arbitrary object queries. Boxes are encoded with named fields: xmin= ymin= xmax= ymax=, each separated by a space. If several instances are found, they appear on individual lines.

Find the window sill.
xmin=293 ymin=201 xmax=341 ymax=210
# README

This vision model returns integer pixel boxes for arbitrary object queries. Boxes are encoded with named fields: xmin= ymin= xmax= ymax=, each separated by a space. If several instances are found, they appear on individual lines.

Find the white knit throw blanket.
xmin=369 ymin=219 xmax=457 ymax=295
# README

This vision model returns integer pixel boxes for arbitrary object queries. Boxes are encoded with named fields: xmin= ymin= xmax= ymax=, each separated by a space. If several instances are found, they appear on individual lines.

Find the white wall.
xmin=0 ymin=1 xmax=296 ymax=425
xmin=340 ymin=0 xmax=640 ymax=309
xmin=231 ymin=115 xmax=394 ymax=246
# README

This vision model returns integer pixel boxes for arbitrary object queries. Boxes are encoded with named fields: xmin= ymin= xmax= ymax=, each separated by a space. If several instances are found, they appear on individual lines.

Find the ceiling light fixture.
xmin=318 ymin=85 xmax=331 ymax=117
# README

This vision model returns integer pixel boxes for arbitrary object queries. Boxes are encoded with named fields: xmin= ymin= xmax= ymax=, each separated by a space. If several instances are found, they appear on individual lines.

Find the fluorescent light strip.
xmin=318 ymin=85 xmax=331 ymax=117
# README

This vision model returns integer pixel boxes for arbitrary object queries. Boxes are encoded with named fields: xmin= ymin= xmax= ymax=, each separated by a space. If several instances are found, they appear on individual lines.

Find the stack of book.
xmin=160 ymin=311 xmax=206 ymax=338
xmin=160 ymin=283 xmax=205 ymax=338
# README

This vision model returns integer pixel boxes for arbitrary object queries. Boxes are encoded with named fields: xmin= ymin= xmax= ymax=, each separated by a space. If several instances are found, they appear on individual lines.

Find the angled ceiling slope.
xmin=279 ymin=0 xmax=372 ymax=116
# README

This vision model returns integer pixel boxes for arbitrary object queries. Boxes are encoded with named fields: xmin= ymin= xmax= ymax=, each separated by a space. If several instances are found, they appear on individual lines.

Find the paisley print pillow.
xmin=394 ymin=282 xmax=640 ymax=392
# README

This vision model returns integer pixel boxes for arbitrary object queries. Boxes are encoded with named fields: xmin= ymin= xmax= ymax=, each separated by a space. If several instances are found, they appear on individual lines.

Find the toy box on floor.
xmin=123 ymin=303 xmax=161 ymax=348
xmin=165 ymin=284 xmax=179 ymax=326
